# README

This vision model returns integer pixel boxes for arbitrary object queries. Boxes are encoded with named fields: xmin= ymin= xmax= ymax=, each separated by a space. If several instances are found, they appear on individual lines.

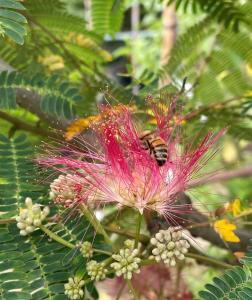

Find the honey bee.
xmin=140 ymin=131 xmax=168 ymax=166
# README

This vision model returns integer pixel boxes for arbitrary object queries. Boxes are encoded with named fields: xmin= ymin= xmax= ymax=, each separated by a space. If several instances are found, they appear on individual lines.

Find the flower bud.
xmin=17 ymin=222 xmax=26 ymax=229
xmin=50 ymin=174 xmax=86 ymax=207
xmin=43 ymin=206 xmax=50 ymax=216
xmin=111 ymin=239 xmax=141 ymax=280
xmin=20 ymin=230 xmax=27 ymax=236
xmin=25 ymin=197 xmax=33 ymax=207
xmin=150 ymin=227 xmax=190 ymax=267
xmin=64 ymin=276 xmax=85 ymax=300
xmin=16 ymin=216 xmax=21 ymax=222
xmin=16 ymin=197 xmax=50 ymax=236
xmin=26 ymin=217 xmax=34 ymax=225
xmin=20 ymin=210 xmax=28 ymax=219
xmin=26 ymin=226 xmax=35 ymax=233
xmin=33 ymin=219 xmax=42 ymax=227
xmin=78 ymin=241 xmax=93 ymax=258
xmin=86 ymin=260 xmax=108 ymax=281
xmin=32 ymin=205 xmax=41 ymax=214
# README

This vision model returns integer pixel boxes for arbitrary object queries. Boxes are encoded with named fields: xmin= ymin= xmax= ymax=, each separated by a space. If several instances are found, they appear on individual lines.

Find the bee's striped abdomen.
xmin=140 ymin=131 xmax=168 ymax=167
xmin=151 ymin=138 xmax=168 ymax=166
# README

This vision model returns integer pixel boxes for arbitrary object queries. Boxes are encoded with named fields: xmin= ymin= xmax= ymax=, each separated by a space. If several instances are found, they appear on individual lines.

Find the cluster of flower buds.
xmin=78 ymin=241 xmax=93 ymax=258
xmin=50 ymin=174 xmax=85 ymax=207
xmin=16 ymin=197 xmax=50 ymax=236
xmin=111 ymin=239 xmax=141 ymax=280
xmin=86 ymin=260 xmax=108 ymax=281
xmin=64 ymin=276 xmax=85 ymax=299
xmin=150 ymin=227 xmax=190 ymax=266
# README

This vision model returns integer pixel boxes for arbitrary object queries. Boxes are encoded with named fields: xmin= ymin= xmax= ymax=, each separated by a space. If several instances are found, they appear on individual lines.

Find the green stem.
xmin=185 ymin=221 xmax=212 ymax=230
xmin=238 ymin=221 xmax=252 ymax=226
xmin=103 ymin=257 xmax=114 ymax=267
xmin=93 ymin=248 xmax=112 ymax=256
xmin=141 ymin=254 xmax=232 ymax=269
xmin=141 ymin=259 xmax=156 ymax=266
xmin=127 ymin=279 xmax=139 ymax=300
xmin=186 ymin=253 xmax=232 ymax=269
xmin=105 ymin=224 xmax=149 ymax=243
xmin=0 ymin=218 xmax=16 ymax=224
xmin=116 ymin=280 xmax=127 ymax=300
xmin=234 ymin=209 xmax=252 ymax=220
xmin=39 ymin=225 xmax=75 ymax=249
xmin=80 ymin=204 xmax=114 ymax=249
xmin=134 ymin=212 xmax=142 ymax=248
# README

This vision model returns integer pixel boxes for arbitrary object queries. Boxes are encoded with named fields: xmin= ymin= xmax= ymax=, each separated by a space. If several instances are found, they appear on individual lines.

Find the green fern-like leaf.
xmin=28 ymin=11 xmax=101 ymax=43
xmin=218 ymin=30 xmax=252 ymax=63
xmin=25 ymin=2 xmax=112 ymax=68
xmin=109 ymin=0 xmax=125 ymax=35
xmin=65 ymin=37 xmax=112 ymax=65
xmin=162 ymin=16 xmax=252 ymax=105
xmin=25 ymin=0 xmax=65 ymax=12
xmin=91 ymin=0 xmax=125 ymax=36
xmin=0 ymin=218 xmax=102 ymax=299
xmin=0 ymin=134 xmax=110 ymax=298
xmin=193 ymin=29 xmax=252 ymax=103
xmin=168 ymin=0 xmax=246 ymax=31
xmin=240 ymin=240 xmax=252 ymax=268
xmin=0 ymin=134 xmax=45 ymax=218
xmin=0 ymin=71 xmax=83 ymax=119
xmin=162 ymin=17 xmax=214 ymax=78
xmin=0 ymin=0 xmax=112 ymax=73
xmin=0 ymin=41 xmax=35 ymax=72
xmin=199 ymin=266 xmax=252 ymax=299
xmin=0 ymin=0 xmax=27 ymax=45
xmin=199 ymin=240 xmax=252 ymax=300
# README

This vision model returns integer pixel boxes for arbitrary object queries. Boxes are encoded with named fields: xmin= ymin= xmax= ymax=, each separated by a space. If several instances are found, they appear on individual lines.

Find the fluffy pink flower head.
xmin=39 ymin=97 xmax=224 ymax=219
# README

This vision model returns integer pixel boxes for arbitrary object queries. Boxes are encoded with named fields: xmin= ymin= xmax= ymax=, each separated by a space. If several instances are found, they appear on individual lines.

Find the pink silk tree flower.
xmin=38 ymin=99 xmax=224 ymax=219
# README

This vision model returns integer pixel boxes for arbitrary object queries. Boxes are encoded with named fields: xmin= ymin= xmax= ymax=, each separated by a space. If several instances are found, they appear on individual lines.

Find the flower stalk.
xmin=39 ymin=224 xmax=75 ymax=249
xmin=134 ymin=211 xmax=143 ymax=248
xmin=105 ymin=224 xmax=149 ymax=243
xmin=186 ymin=253 xmax=232 ymax=269
xmin=40 ymin=225 xmax=112 ymax=256
xmin=93 ymin=248 xmax=112 ymax=256
xmin=141 ymin=253 xmax=232 ymax=269
xmin=40 ymin=223 xmax=233 ymax=271
xmin=127 ymin=279 xmax=139 ymax=300
xmin=234 ymin=208 xmax=252 ymax=220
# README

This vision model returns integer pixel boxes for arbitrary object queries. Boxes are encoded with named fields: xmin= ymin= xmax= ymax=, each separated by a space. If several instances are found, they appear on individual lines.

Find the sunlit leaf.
xmin=0 ymin=0 xmax=27 ymax=45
